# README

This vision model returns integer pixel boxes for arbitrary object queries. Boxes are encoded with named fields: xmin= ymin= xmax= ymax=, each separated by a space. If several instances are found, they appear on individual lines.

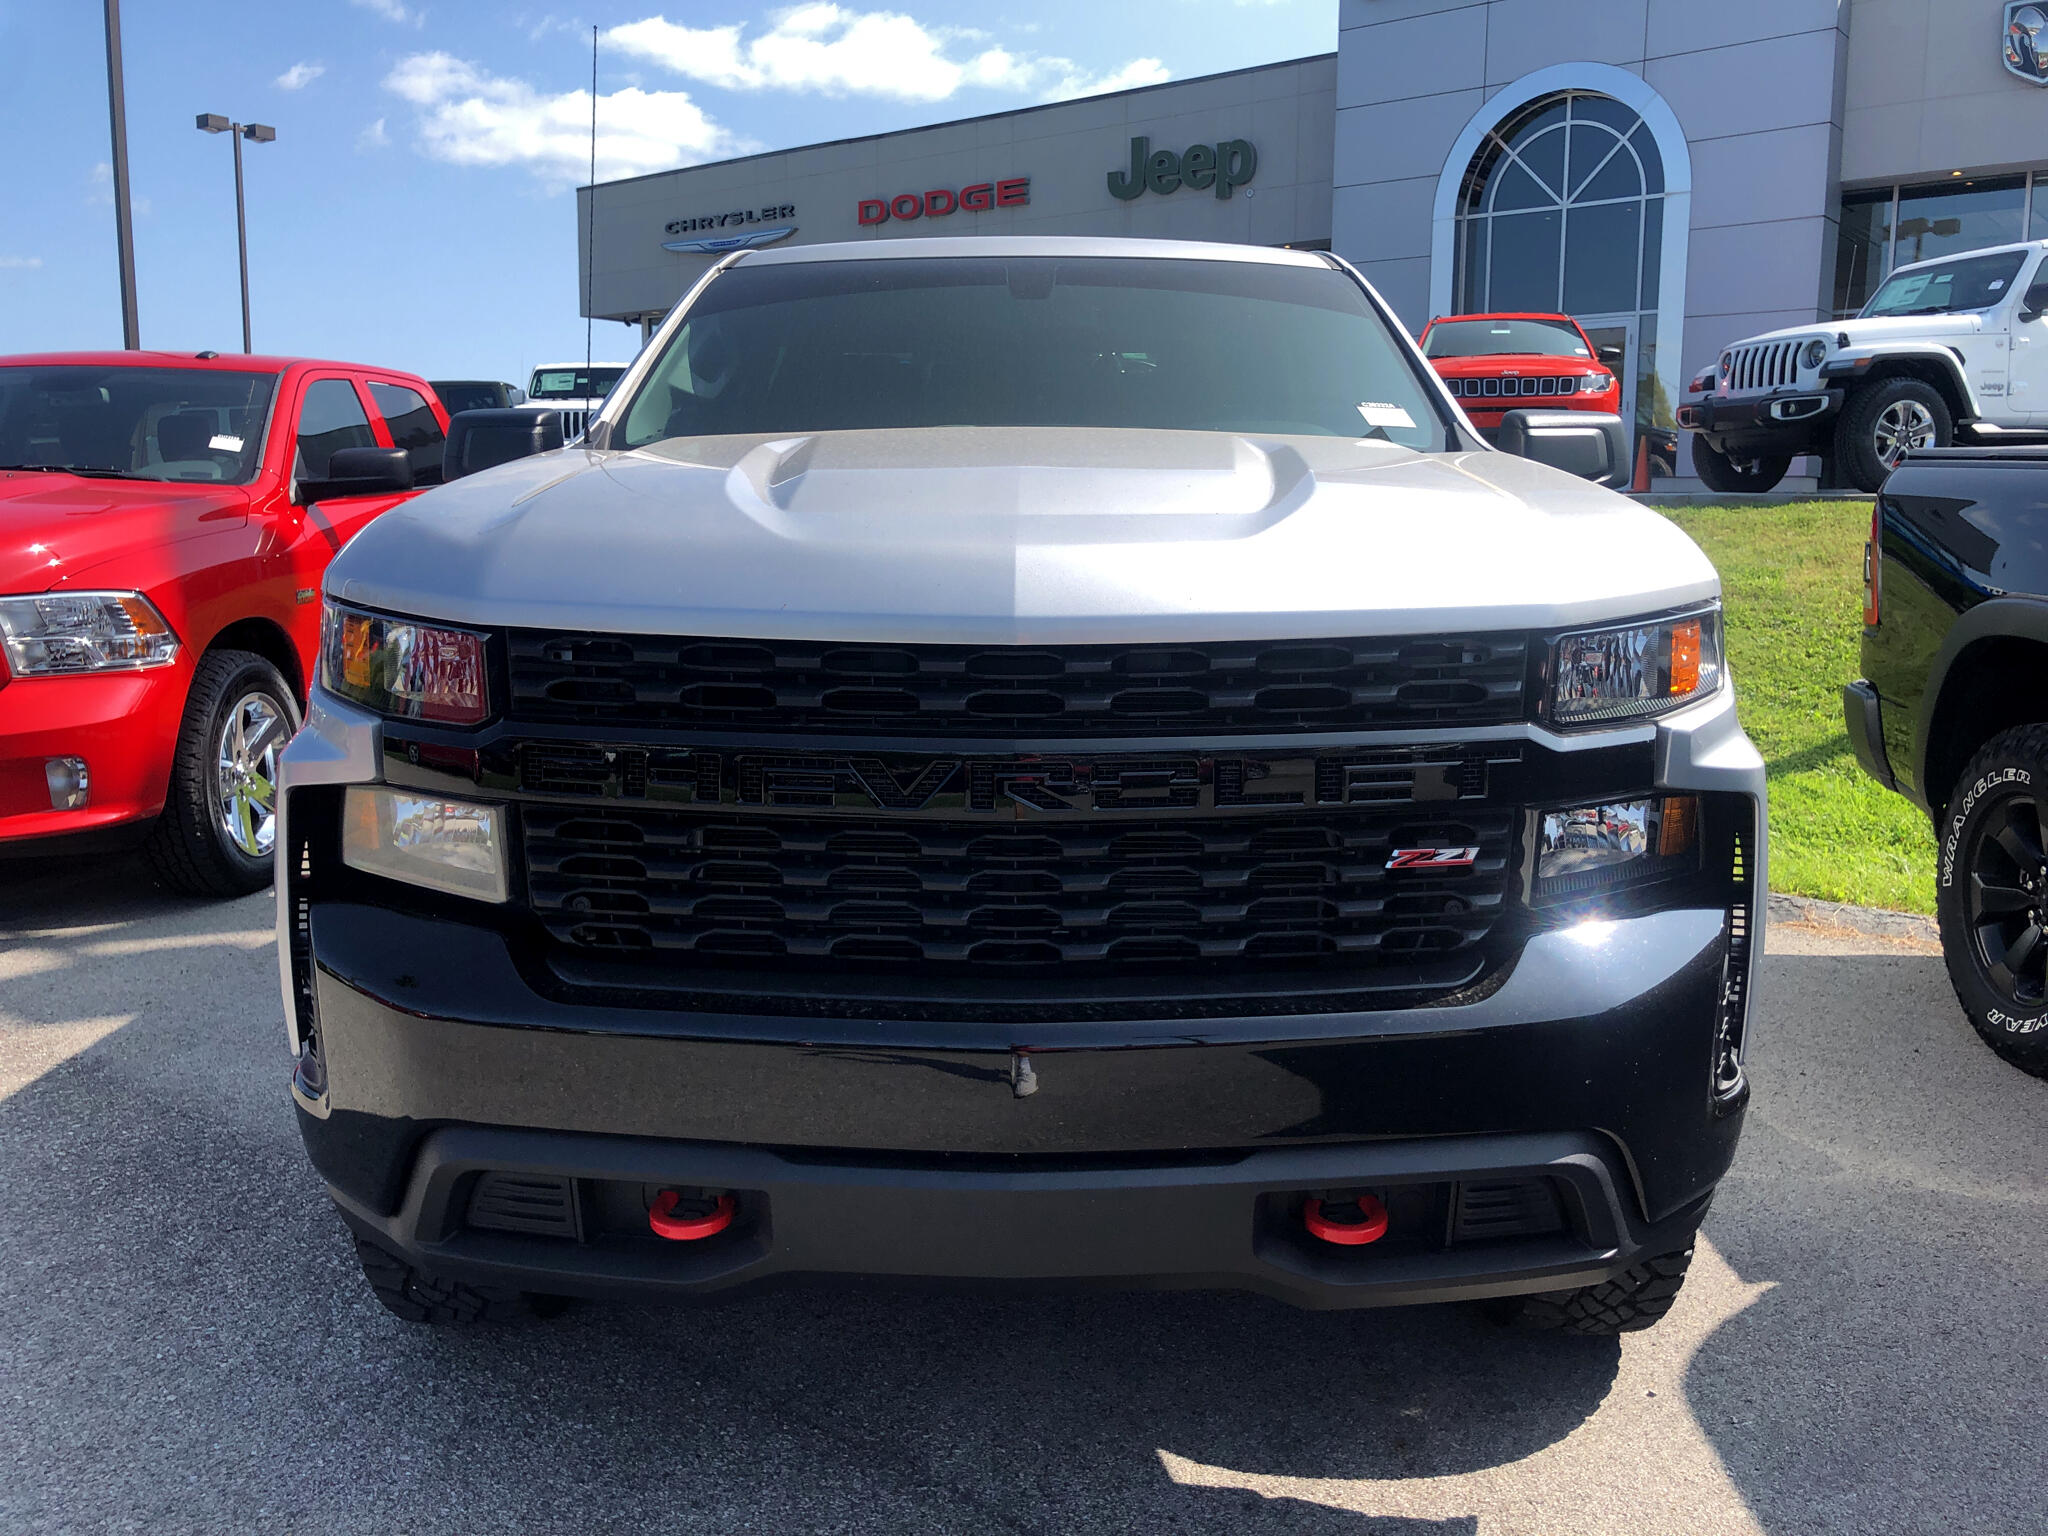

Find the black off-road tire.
xmin=1691 ymin=437 xmax=1790 ymax=494
xmin=1933 ymin=726 xmax=2048 ymax=1078
xmin=1496 ymin=1243 xmax=1695 ymax=1335
xmin=1834 ymin=376 xmax=1952 ymax=493
xmin=352 ymin=1233 xmax=562 ymax=1325
xmin=142 ymin=649 xmax=298 ymax=898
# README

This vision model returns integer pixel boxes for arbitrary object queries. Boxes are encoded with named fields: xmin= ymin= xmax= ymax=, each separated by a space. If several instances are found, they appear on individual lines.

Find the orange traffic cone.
xmin=1630 ymin=431 xmax=1651 ymax=493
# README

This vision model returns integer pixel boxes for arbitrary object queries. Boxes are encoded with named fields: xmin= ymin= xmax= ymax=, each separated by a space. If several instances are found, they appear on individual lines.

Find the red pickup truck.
xmin=0 ymin=350 xmax=446 ymax=894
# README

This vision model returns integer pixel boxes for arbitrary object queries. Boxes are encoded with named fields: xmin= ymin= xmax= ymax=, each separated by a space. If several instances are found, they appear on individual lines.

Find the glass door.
xmin=1577 ymin=315 xmax=1651 ymax=474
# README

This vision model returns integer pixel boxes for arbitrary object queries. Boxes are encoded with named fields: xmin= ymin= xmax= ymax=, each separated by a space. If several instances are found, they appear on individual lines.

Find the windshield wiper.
xmin=0 ymin=463 xmax=138 ymax=478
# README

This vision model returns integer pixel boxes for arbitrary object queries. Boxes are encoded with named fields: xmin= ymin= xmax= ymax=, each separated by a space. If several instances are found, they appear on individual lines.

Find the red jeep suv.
xmin=1419 ymin=313 xmax=1620 ymax=437
xmin=0 ymin=351 xmax=444 ymax=894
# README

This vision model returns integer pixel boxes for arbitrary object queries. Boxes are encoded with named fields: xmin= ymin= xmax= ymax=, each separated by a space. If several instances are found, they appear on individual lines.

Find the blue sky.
xmin=0 ymin=1 xmax=1334 ymax=386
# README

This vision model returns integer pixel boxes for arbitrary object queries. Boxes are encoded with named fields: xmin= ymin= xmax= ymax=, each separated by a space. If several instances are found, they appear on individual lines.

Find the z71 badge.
xmin=1386 ymin=846 xmax=1481 ymax=870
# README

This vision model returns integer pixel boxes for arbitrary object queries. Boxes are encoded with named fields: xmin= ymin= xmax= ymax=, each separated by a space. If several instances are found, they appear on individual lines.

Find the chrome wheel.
xmin=215 ymin=690 xmax=285 ymax=858
xmin=1873 ymin=398 xmax=1937 ymax=469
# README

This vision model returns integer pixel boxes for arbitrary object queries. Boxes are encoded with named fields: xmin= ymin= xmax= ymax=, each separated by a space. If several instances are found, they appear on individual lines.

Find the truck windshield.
xmin=1861 ymin=251 xmax=2030 ymax=318
xmin=618 ymin=256 xmax=1451 ymax=451
xmin=1423 ymin=317 xmax=1591 ymax=359
xmin=0 ymin=365 xmax=277 ymax=484
xmin=529 ymin=367 xmax=624 ymax=400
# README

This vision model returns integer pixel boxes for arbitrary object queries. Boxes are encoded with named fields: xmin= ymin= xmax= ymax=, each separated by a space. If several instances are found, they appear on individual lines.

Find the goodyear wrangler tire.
xmin=1934 ymin=726 xmax=2048 ymax=1078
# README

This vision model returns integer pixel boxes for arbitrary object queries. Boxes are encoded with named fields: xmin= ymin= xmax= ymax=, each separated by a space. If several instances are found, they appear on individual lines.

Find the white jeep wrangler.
xmin=1678 ymin=240 xmax=2048 ymax=493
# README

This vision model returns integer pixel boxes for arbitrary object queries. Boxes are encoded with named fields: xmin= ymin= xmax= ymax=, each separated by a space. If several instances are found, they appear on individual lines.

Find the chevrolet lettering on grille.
xmin=506 ymin=743 xmax=1517 ymax=818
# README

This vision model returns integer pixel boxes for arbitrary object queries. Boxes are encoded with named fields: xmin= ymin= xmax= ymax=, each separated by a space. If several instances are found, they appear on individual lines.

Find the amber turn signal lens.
xmin=341 ymin=612 xmax=376 ymax=688
xmin=1656 ymin=795 xmax=1698 ymax=858
xmin=1668 ymin=619 xmax=1702 ymax=695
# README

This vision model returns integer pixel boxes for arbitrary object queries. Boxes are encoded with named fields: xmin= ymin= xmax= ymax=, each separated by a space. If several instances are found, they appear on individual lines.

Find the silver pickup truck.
xmin=278 ymin=236 xmax=1765 ymax=1337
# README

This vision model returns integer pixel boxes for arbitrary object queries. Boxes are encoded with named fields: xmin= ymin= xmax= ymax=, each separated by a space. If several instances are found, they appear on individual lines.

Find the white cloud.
xmin=1038 ymin=56 xmax=1170 ymax=101
xmin=384 ymin=52 xmax=748 ymax=187
xmin=357 ymin=116 xmax=390 ymax=150
xmin=605 ymin=7 xmax=1166 ymax=104
xmin=352 ymin=0 xmax=423 ymax=25
xmin=85 ymin=162 xmax=151 ymax=217
xmin=276 ymin=61 xmax=325 ymax=90
xmin=0 ymin=255 xmax=43 ymax=270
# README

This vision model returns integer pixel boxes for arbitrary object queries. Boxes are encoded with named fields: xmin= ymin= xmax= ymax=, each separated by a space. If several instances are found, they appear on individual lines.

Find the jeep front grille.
xmin=1725 ymin=339 xmax=1803 ymax=394
xmin=505 ymin=632 xmax=1530 ymax=737
xmin=1447 ymin=376 xmax=1588 ymax=399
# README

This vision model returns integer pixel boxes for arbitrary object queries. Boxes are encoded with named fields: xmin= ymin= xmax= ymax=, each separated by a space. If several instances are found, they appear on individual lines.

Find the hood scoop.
xmin=714 ymin=427 xmax=1321 ymax=542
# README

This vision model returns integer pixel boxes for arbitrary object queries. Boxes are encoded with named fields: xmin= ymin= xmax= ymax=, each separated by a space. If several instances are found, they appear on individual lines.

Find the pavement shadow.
xmin=1687 ymin=947 xmax=2048 ymax=1536
xmin=0 ymin=851 xmax=1607 ymax=1534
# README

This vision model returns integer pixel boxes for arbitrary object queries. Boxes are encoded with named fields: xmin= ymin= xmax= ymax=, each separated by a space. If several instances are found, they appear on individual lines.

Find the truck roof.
xmin=731 ymin=234 xmax=1336 ymax=269
xmin=0 ymin=350 xmax=424 ymax=375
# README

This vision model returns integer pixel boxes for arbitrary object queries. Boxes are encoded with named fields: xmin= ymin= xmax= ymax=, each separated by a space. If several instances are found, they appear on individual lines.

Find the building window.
xmin=1835 ymin=173 xmax=2037 ymax=317
xmin=1451 ymin=90 xmax=1672 ymax=472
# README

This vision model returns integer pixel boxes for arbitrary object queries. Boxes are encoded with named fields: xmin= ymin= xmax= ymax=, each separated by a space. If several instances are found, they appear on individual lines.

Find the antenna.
xmin=585 ymin=24 xmax=596 ymax=377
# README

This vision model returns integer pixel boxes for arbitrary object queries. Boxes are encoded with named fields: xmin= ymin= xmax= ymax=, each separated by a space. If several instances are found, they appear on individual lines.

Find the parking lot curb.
xmin=1767 ymin=892 xmax=1938 ymax=947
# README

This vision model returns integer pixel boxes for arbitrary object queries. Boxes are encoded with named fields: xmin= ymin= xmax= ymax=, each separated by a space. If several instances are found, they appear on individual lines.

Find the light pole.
xmin=196 ymin=114 xmax=276 ymax=353
xmin=104 ymin=0 xmax=140 ymax=348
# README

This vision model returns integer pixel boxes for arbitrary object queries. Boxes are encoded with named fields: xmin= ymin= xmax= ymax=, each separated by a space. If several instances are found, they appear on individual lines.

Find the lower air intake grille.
xmin=522 ymin=802 xmax=1516 ymax=983
xmin=465 ymin=1172 xmax=582 ymax=1239
xmin=1450 ymin=1179 xmax=1565 ymax=1243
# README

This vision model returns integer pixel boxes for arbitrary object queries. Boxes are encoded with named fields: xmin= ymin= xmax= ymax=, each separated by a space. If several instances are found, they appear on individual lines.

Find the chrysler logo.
xmin=2007 ymin=3 xmax=2048 ymax=84
xmin=662 ymin=225 xmax=798 ymax=255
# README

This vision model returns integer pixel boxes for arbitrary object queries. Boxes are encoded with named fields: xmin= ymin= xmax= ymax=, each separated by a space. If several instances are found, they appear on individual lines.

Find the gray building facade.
xmin=581 ymin=0 xmax=2048 ymax=480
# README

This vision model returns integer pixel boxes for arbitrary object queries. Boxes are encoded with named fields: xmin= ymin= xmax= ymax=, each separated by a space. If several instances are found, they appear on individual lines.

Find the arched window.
xmin=1453 ymin=91 xmax=1662 ymax=317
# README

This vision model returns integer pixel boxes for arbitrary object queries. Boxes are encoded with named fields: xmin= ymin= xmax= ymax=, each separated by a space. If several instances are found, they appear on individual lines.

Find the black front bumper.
xmin=296 ymin=899 xmax=1748 ymax=1311
xmin=1677 ymin=389 xmax=1844 ymax=455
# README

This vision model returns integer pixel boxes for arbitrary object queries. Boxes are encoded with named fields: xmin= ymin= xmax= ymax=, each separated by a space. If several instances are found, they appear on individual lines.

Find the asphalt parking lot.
xmin=1 ymin=857 xmax=2042 ymax=1536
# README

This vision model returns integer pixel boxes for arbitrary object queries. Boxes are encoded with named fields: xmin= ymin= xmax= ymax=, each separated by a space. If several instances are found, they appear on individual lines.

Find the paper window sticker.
xmin=1357 ymin=402 xmax=1416 ymax=430
xmin=209 ymin=435 xmax=244 ymax=452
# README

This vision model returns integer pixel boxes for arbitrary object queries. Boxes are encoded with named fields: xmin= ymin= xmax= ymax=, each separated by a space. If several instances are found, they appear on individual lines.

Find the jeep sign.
xmin=1107 ymin=136 xmax=1257 ymax=201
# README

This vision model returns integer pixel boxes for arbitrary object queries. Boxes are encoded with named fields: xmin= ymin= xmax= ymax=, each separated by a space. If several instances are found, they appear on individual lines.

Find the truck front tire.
xmin=351 ymin=1231 xmax=566 ymax=1324
xmin=1691 ymin=438 xmax=1790 ymax=494
xmin=1836 ymin=378 xmax=1951 ymax=492
xmin=143 ymin=649 xmax=299 ymax=898
xmin=1491 ymin=1241 xmax=1696 ymax=1334
xmin=1934 ymin=726 xmax=2048 ymax=1078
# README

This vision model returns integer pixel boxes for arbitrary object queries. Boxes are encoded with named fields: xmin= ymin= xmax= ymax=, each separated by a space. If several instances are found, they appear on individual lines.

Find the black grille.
xmin=522 ymin=801 xmax=1515 ymax=978
xmin=506 ymin=631 xmax=1528 ymax=737
xmin=1449 ymin=376 xmax=1588 ymax=399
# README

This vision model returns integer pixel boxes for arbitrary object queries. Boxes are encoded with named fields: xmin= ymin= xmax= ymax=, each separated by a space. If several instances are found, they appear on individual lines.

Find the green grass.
xmin=1658 ymin=500 xmax=1935 ymax=913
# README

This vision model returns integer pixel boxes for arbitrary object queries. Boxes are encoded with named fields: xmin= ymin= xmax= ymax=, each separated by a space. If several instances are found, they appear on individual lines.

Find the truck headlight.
xmin=1535 ymin=796 xmax=1699 ymax=904
xmin=1546 ymin=607 xmax=1723 ymax=729
xmin=0 ymin=591 xmax=179 ymax=675
xmin=342 ymin=786 xmax=507 ymax=902
xmin=1801 ymin=338 xmax=1828 ymax=370
xmin=1718 ymin=352 xmax=1732 ymax=385
xmin=320 ymin=602 xmax=488 ymax=725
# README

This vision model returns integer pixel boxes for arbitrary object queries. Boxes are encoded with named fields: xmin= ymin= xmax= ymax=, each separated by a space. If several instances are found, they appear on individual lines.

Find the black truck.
xmin=1846 ymin=446 xmax=2048 ymax=1077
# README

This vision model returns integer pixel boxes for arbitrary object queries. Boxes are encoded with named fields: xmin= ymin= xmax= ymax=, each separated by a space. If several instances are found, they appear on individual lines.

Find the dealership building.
xmin=580 ymin=0 xmax=2048 ymax=480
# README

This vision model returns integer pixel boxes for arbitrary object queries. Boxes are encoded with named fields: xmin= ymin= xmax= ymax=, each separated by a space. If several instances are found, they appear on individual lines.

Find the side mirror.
xmin=295 ymin=445 xmax=413 ymax=505
xmin=1598 ymin=343 xmax=1624 ymax=364
xmin=1497 ymin=409 xmax=1631 ymax=489
xmin=443 ymin=408 xmax=564 ymax=481
xmin=2020 ymin=283 xmax=2048 ymax=323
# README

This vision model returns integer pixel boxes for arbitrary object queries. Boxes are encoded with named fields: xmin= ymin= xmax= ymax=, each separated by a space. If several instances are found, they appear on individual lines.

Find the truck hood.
xmin=0 ymin=471 xmax=248 ymax=593
xmin=1744 ymin=314 xmax=1983 ymax=346
xmin=327 ymin=427 xmax=1719 ymax=643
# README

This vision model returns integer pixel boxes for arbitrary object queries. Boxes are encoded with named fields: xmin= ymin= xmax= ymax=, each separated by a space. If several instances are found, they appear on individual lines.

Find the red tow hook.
xmin=649 ymin=1189 xmax=736 ymax=1242
xmin=1303 ymin=1193 xmax=1389 ymax=1246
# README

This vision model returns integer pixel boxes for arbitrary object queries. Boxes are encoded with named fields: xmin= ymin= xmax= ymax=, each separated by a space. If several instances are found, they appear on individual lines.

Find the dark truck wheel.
xmin=1691 ymin=438 xmax=1790 ymax=494
xmin=351 ymin=1232 xmax=566 ymax=1324
xmin=1835 ymin=377 xmax=1951 ymax=492
xmin=1491 ymin=1242 xmax=1695 ymax=1335
xmin=1935 ymin=727 xmax=2048 ymax=1078
xmin=142 ymin=649 xmax=298 ymax=898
